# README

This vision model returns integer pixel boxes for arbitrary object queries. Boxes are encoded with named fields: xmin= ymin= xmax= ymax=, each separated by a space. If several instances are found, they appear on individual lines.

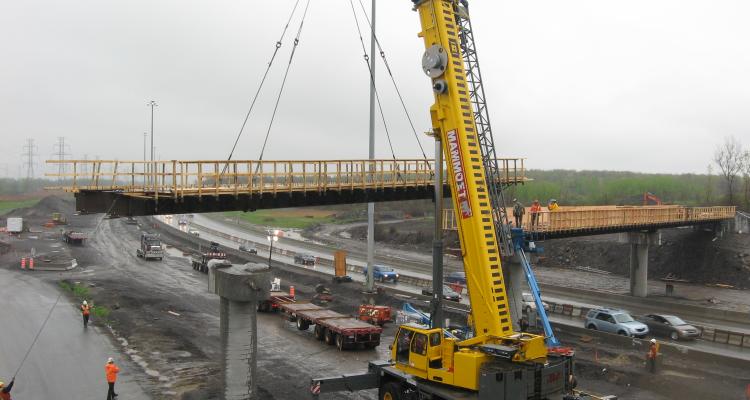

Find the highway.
xmin=157 ymin=214 xmax=750 ymax=362
xmin=0 ymin=268 xmax=149 ymax=400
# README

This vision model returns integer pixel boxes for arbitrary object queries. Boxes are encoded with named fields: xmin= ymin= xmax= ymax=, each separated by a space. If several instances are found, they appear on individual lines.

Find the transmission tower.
xmin=52 ymin=136 xmax=72 ymax=182
xmin=21 ymin=139 xmax=38 ymax=184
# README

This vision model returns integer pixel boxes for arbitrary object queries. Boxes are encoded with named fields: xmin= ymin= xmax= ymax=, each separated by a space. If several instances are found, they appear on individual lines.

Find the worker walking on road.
xmin=512 ymin=198 xmax=525 ymax=228
xmin=105 ymin=357 xmax=120 ymax=399
xmin=0 ymin=378 xmax=15 ymax=400
xmin=81 ymin=300 xmax=91 ymax=328
xmin=647 ymin=338 xmax=659 ymax=373
xmin=529 ymin=200 xmax=542 ymax=230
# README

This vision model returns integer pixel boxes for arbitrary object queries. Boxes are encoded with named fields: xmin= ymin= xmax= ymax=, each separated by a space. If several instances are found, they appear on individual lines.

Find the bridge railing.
xmin=443 ymin=205 xmax=736 ymax=232
xmin=45 ymin=158 xmax=527 ymax=198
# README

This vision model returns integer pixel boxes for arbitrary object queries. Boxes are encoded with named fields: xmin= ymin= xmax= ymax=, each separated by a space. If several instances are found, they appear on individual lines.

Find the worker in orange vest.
xmin=0 ymin=378 xmax=15 ymax=400
xmin=529 ymin=200 xmax=542 ymax=230
xmin=647 ymin=338 xmax=659 ymax=373
xmin=81 ymin=300 xmax=91 ymax=328
xmin=105 ymin=357 xmax=120 ymax=399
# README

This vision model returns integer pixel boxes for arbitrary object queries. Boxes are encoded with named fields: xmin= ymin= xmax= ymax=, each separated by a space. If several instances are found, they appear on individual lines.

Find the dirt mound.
xmin=543 ymin=229 xmax=750 ymax=289
xmin=3 ymin=194 xmax=75 ymax=220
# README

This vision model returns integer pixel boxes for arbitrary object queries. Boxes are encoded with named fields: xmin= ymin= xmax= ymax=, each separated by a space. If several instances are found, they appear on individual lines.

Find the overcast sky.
xmin=1 ymin=0 xmax=748 ymax=178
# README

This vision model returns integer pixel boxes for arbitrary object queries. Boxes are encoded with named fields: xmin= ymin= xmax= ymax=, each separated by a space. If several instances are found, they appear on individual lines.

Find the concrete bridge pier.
xmin=619 ymin=231 xmax=660 ymax=297
xmin=503 ymin=257 xmax=525 ymax=330
xmin=209 ymin=262 xmax=271 ymax=400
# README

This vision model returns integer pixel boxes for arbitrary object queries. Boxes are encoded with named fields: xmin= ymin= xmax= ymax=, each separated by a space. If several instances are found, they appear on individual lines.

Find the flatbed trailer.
xmin=261 ymin=294 xmax=382 ymax=351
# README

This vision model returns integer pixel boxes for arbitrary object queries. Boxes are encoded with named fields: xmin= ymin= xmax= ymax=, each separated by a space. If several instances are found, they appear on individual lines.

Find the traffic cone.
xmin=29 ymin=258 xmax=34 ymax=270
xmin=21 ymin=257 xmax=26 ymax=269
xmin=289 ymin=286 xmax=295 ymax=299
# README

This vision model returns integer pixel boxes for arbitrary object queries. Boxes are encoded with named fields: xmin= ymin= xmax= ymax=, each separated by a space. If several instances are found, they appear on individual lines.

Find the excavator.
xmin=312 ymin=1 xmax=577 ymax=399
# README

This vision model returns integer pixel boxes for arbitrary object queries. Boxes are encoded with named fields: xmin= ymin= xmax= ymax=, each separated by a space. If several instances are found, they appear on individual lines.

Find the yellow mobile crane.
xmin=312 ymin=1 xmax=575 ymax=399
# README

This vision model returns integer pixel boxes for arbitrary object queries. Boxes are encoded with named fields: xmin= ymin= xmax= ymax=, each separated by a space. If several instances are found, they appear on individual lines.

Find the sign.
xmin=446 ymin=130 xmax=472 ymax=218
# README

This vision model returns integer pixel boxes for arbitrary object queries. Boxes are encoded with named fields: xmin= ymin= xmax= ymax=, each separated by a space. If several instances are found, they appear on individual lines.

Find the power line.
xmin=52 ymin=137 xmax=72 ymax=182
xmin=21 ymin=139 xmax=38 ymax=184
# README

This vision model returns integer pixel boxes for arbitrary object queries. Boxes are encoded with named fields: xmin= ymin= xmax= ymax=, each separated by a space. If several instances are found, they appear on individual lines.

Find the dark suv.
xmin=585 ymin=308 xmax=649 ymax=338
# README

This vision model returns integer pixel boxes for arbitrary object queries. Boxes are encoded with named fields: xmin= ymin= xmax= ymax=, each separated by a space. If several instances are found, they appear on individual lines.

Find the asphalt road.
xmin=0 ymin=268 xmax=149 ymax=400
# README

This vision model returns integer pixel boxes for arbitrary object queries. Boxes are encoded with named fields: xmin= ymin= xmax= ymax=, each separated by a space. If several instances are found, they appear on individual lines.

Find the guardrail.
xmin=45 ymin=158 xmax=527 ymax=199
xmin=443 ymin=205 xmax=736 ymax=233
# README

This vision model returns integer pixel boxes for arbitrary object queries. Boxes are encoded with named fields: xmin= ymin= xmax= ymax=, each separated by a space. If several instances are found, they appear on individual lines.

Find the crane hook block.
xmin=422 ymin=44 xmax=448 ymax=78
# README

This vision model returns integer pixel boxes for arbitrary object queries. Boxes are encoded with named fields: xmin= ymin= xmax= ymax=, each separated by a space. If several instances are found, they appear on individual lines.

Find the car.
xmin=188 ymin=229 xmax=200 ymax=237
xmin=294 ymin=254 xmax=316 ymax=266
xmin=637 ymin=314 xmax=700 ymax=341
xmin=363 ymin=265 xmax=399 ymax=283
xmin=521 ymin=292 xmax=550 ymax=314
xmin=239 ymin=244 xmax=258 ymax=254
xmin=422 ymin=285 xmax=462 ymax=302
xmin=584 ymin=308 xmax=649 ymax=338
xmin=444 ymin=271 xmax=466 ymax=286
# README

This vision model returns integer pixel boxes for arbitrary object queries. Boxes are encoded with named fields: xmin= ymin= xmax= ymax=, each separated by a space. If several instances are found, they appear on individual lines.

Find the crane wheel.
xmin=379 ymin=382 xmax=402 ymax=400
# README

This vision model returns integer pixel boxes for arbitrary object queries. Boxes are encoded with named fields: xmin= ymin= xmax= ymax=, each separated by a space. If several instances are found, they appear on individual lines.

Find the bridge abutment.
xmin=209 ymin=262 xmax=271 ymax=400
xmin=619 ymin=231 xmax=660 ymax=297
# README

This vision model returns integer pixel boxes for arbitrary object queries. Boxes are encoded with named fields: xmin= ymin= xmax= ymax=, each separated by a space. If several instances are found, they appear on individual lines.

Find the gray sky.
xmin=1 ymin=0 xmax=748 ymax=177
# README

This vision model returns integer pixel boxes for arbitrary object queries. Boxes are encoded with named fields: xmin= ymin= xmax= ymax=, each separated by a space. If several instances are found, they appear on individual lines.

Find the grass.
xmin=224 ymin=209 xmax=341 ymax=229
xmin=0 ymin=198 xmax=41 ymax=215
xmin=59 ymin=281 xmax=111 ymax=322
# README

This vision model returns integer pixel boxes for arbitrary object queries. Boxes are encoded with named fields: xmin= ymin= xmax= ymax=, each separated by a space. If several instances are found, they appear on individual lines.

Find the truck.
xmin=136 ymin=233 xmax=164 ymax=260
xmin=312 ymin=1 xmax=577 ymax=399
xmin=192 ymin=242 xmax=226 ymax=273
xmin=63 ymin=230 xmax=87 ymax=245
xmin=260 ymin=292 xmax=382 ymax=350
xmin=6 ymin=217 xmax=23 ymax=234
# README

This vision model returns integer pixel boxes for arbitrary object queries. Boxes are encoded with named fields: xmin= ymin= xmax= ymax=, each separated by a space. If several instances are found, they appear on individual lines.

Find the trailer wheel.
xmin=296 ymin=317 xmax=310 ymax=331
xmin=336 ymin=333 xmax=345 ymax=350
xmin=379 ymin=382 xmax=402 ymax=400
xmin=314 ymin=325 xmax=325 ymax=340
xmin=324 ymin=329 xmax=336 ymax=345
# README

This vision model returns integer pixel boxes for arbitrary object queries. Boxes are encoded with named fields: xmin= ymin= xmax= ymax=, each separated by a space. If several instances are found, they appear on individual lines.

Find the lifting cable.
xmin=12 ymin=198 xmax=118 ymax=379
xmin=356 ymin=0 xmax=429 ymax=161
xmin=220 ymin=0 xmax=301 ymax=177
xmin=348 ymin=0 xmax=399 ymax=165
xmin=254 ymin=0 xmax=312 ymax=169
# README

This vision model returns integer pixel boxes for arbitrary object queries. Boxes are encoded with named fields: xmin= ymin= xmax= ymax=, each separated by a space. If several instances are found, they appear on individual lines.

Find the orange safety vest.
xmin=647 ymin=344 xmax=658 ymax=360
xmin=81 ymin=305 xmax=90 ymax=316
xmin=105 ymin=363 xmax=120 ymax=383
xmin=530 ymin=204 xmax=542 ymax=213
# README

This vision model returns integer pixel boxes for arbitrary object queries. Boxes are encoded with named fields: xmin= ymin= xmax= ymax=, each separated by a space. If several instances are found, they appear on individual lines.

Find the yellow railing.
xmin=45 ymin=158 xmax=527 ymax=199
xmin=443 ymin=205 xmax=737 ymax=232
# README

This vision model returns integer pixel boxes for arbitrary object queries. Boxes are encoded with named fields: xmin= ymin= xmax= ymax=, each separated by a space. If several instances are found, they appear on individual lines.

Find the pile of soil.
xmin=541 ymin=229 xmax=750 ymax=289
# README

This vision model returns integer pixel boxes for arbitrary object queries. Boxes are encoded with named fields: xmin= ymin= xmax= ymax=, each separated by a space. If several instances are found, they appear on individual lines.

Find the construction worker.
xmin=105 ymin=357 xmax=120 ymax=399
xmin=81 ymin=300 xmax=91 ymax=328
xmin=512 ymin=198 xmax=525 ymax=228
xmin=548 ymin=199 xmax=560 ymax=212
xmin=0 ymin=378 xmax=15 ymax=400
xmin=647 ymin=338 xmax=659 ymax=373
xmin=519 ymin=316 xmax=529 ymax=333
xmin=529 ymin=200 xmax=542 ymax=230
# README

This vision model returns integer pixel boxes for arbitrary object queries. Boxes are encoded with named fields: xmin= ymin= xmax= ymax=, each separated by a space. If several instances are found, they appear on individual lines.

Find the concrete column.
xmin=209 ymin=262 xmax=271 ymax=400
xmin=619 ymin=232 xmax=660 ymax=298
xmin=504 ymin=257 xmax=525 ymax=330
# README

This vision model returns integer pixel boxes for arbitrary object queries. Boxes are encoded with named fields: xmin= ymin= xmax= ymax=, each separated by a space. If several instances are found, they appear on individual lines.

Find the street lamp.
xmin=267 ymin=229 xmax=280 ymax=267
xmin=147 ymin=100 xmax=158 ymax=191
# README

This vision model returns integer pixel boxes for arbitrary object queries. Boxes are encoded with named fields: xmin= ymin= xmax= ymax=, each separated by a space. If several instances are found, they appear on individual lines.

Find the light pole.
xmin=365 ymin=0 xmax=377 ymax=295
xmin=267 ymin=229 xmax=280 ymax=267
xmin=147 ymin=100 xmax=158 ymax=190
xmin=143 ymin=132 xmax=147 ymax=186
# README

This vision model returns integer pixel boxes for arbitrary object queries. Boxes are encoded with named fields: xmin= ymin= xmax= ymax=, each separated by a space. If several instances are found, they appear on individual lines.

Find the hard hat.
xmin=550 ymin=199 xmax=557 ymax=202
xmin=512 ymin=198 xmax=517 ymax=202
xmin=107 ymin=357 xmax=114 ymax=363
xmin=83 ymin=300 xmax=88 ymax=305
xmin=0 ymin=381 xmax=4 ymax=388
xmin=650 ymin=338 xmax=656 ymax=343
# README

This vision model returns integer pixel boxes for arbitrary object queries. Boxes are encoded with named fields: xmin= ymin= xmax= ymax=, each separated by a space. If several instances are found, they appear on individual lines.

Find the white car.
xmin=522 ymin=292 xmax=550 ymax=314
xmin=188 ymin=229 xmax=200 ymax=237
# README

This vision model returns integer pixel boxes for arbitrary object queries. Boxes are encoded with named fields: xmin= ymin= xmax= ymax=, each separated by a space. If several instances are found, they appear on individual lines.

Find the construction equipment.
xmin=191 ymin=242 xmax=226 ymax=273
xmin=136 ymin=232 xmax=164 ymax=260
xmin=643 ymin=192 xmax=663 ymax=206
xmin=312 ymin=1 xmax=574 ymax=398
xmin=51 ymin=212 xmax=67 ymax=225
xmin=331 ymin=250 xmax=352 ymax=283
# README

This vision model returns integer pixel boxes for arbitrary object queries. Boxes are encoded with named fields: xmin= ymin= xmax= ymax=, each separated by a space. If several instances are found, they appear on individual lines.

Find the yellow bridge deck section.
xmin=443 ymin=205 xmax=736 ymax=239
xmin=46 ymin=158 xmax=527 ymax=198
